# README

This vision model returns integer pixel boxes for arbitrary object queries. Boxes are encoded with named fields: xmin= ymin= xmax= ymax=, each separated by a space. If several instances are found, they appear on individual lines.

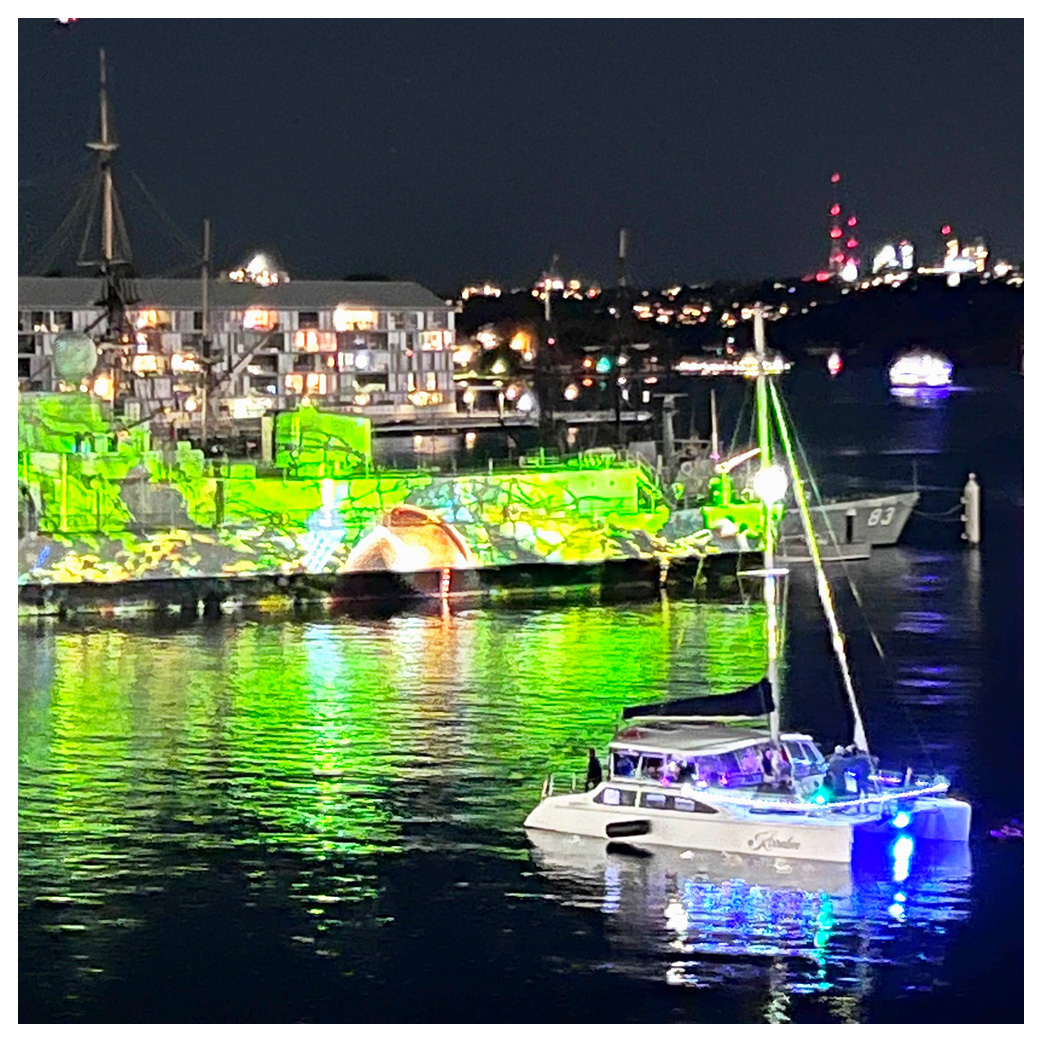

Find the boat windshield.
xmin=610 ymin=740 xmax=826 ymax=788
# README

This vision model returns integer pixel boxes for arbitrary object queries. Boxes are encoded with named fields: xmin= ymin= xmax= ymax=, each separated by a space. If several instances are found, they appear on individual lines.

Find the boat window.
xmin=802 ymin=743 xmax=827 ymax=771
xmin=639 ymin=793 xmax=719 ymax=814
xmin=595 ymin=787 xmax=637 ymax=807
xmin=611 ymin=751 xmax=639 ymax=778
xmin=639 ymin=755 xmax=665 ymax=781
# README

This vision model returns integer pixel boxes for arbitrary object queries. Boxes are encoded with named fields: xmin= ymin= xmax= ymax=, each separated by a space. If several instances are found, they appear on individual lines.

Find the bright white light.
xmin=873 ymin=244 xmax=897 ymax=273
xmin=840 ymin=262 xmax=859 ymax=283
xmin=563 ymin=383 xmax=579 ymax=401
xmin=946 ymin=272 xmax=961 ymax=287
xmin=516 ymin=391 xmax=536 ymax=412
xmin=753 ymin=464 xmax=788 ymax=505
xmin=889 ymin=352 xmax=953 ymax=388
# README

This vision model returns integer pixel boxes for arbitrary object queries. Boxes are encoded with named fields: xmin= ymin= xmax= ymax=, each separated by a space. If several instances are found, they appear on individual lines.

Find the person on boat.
xmin=760 ymin=747 xmax=775 ymax=784
xmin=585 ymin=748 xmax=603 ymax=790
xmin=846 ymin=748 xmax=876 ymax=806
xmin=776 ymin=745 xmax=794 ymax=791
xmin=824 ymin=746 xmax=848 ymax=799
xmin=758 ymin=746 xmax=787 ymax=793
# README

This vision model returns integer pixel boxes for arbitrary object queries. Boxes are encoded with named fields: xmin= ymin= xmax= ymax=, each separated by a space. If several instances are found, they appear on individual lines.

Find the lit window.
xmin=293 ymin=330 xmax=336 ymax=352
xmin=243 ymin=308 xmax=278 ymax=331
xmin=285 ymin=373 xmax=305 ymax=394
xmin=425 ymin=372 xmax=437 ymax=391
xmin=333 ymin=308 xmax=378 ymax=332
xmin=131 ymin=354 xmax=160 ymax=375
xmin=420 ymin=330 xmax=448 ymax=351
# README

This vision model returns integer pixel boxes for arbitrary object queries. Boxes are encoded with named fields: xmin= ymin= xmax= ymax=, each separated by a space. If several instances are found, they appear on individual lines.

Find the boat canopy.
xmin=608 ymin=720 xmax=815 ymax=757
xmin=621 ymin=678 xmax=773 ymax=721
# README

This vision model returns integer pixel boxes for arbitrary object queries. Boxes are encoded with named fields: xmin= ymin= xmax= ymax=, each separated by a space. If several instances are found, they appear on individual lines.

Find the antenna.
xmin=617 ymin=228 xmax=629 ymax=289
xmin=826 ymin=171 xmax=859 ymax=282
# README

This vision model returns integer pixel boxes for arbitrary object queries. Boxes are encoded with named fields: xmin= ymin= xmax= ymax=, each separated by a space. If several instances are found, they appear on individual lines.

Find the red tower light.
xmin=847 ymin=216 xmax=857 ymax=227
xmin=830 ymin=204 xmax=841 ymax=216
xmin=831 ymin=172 xmax=841 ymax=183
xmin=847 ymin=238 xmax=858 ymax=249
xmin=941 ymin=225 xmax=952 ymax=236
xmin=830 ymin=227 xmax=842 ymax=239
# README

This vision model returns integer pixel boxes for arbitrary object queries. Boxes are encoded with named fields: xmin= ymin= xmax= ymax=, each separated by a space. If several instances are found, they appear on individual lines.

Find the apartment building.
xmin=17 ymin=276 xmax=457 ymax=419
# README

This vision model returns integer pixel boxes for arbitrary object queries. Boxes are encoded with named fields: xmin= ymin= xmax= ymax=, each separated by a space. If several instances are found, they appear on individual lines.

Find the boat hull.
xmin=780 ymin=491 xmax=919 ymax=548
xmin=523 ymin=791 xmax=856 ymax=863
xmin=855 ymin=796 xmax=972 ymax=843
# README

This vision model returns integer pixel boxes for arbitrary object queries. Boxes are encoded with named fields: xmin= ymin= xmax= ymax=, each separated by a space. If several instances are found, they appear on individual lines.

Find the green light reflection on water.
xmin=20 ymin=600 xmax=768 ymax=877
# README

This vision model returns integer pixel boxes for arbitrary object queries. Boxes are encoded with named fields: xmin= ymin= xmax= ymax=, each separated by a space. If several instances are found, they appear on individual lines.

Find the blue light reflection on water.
xmin=18 ymin=368 xmax=1022 ymax=1023
xmin=528 ymin=832 xmax=976 ymax=1013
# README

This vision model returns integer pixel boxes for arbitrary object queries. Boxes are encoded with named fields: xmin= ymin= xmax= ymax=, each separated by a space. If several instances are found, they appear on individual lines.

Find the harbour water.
xmin=18 ymin=367 xmax=1023 ymax=1023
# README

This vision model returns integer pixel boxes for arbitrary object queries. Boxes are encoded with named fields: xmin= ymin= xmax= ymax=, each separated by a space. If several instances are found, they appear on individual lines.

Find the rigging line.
xmin=19 ymin=154 xmax=95 ymax=193
xmin=77 ymin=169 xmax=104 ymax=264
xmin=25 ymin=168 xmax=99 ymax=274
xmin=127 ymin=168 xmax=200 ymax=262
xmin=110 ymin=187 xmax=135 ymax=263
xmin=775 ymin=387 xmax=937 ymax=774
xmin=777 ymin=389 xmax=887 ymax=658
xmin=769 ymin=379 xmax=868 ymax=753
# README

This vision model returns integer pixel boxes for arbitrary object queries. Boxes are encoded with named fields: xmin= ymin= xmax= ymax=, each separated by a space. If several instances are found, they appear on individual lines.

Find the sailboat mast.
xmin=753 ymin=310 xmax=781 ymax=746
xmin=768 ymin=379 xmax=869 ymax=753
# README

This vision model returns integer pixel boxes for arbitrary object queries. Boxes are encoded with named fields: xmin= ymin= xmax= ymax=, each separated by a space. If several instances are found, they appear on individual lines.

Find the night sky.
xmin=18 ymin=17 xmax=1024 ymax=292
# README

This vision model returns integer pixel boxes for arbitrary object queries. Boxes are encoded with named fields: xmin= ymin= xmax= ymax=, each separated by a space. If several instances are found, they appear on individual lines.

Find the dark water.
xmin=18 ymin=368 xmax=1023 ymax=1023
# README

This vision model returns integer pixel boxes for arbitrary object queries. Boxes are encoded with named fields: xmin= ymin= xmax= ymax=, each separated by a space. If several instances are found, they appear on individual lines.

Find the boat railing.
xmin=540 ymin=773 xmax=578 ymax=798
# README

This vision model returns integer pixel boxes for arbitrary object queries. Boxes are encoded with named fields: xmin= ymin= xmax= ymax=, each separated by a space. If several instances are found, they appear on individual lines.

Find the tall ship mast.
xmin=77 ymin=48 xmax=135 ymax=343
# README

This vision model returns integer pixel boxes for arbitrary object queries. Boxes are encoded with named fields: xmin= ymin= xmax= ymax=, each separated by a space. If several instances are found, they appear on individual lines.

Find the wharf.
xmin=368 ymin=408 xmax=654 ymax=436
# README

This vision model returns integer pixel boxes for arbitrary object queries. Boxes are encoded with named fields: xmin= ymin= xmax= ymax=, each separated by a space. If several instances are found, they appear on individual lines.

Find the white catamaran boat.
xmin=525 ymin=312 xmax=972 ymax=865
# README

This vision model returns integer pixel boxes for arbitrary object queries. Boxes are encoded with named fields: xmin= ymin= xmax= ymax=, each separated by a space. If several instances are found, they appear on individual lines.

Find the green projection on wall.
xmin=274 ymin=405 xmax=372 ymax=472
xmin=18 ymin=395 xmax=769 ymax=592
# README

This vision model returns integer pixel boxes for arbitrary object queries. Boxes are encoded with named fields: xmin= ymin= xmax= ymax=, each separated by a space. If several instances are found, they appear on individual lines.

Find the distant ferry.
xmin=888 ymin=350 xmax=953 ymax=389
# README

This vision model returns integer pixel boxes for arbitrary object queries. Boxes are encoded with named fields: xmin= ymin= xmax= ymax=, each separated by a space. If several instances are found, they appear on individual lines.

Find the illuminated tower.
xmin=826 ymin=171 xmax=860 ymax=282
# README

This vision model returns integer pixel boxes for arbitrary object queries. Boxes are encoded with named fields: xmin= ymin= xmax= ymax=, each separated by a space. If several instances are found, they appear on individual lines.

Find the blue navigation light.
xmin=892 ymin=811 xmax=911 ymax=829
xmin=891 ymin=833 xmax=914 ymax=884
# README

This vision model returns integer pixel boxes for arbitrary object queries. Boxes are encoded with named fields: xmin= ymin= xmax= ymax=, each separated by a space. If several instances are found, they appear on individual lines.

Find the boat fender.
xmin=606 ymin=819 xmax=651 ymax=839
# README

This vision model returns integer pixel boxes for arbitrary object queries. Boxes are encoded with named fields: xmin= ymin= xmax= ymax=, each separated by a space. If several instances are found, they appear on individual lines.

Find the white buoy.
xmin=961 ymin=473 xmax=981 ymax=546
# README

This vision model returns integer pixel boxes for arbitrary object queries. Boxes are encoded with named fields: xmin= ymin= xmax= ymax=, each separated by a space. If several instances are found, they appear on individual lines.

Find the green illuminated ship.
xmin=17 ymin=392 xmax=770 ymax=614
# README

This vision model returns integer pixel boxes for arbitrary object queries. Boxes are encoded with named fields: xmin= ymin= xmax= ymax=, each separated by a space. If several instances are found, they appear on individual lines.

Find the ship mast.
xmin=79 ymin=48 xmax=131 ymax=340
xmin=753 ymin=309 xmax=782 ymax=746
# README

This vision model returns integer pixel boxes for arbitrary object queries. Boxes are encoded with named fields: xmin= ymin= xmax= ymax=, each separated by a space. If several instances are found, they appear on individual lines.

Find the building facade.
xmin=17 ymin=277 xmax=458 ymax=420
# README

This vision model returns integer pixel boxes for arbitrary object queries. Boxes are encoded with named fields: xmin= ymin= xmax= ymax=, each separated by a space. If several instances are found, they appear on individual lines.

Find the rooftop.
xmin=17 ymin=276 xmax=446 ymax=311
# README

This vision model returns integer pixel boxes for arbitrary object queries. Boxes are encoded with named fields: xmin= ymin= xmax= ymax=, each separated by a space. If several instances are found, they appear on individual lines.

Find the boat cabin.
xmin=608 ymin=719 xmax=827 ymax=791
